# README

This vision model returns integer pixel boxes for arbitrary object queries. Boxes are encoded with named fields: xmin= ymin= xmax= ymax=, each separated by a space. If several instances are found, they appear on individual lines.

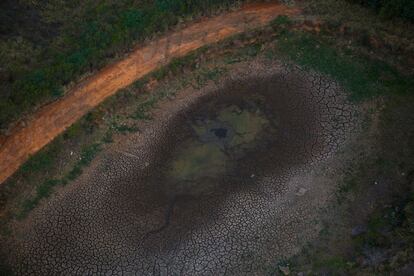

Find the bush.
xmin=348 ymin=0 xmax=414 ymax=21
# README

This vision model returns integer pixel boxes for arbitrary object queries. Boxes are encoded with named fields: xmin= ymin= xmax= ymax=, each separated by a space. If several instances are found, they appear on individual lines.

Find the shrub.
xmin=348 ymin=0 xmax=414 ymax=21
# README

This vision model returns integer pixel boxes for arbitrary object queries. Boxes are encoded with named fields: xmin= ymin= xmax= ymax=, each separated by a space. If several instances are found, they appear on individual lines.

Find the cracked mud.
xmin=4 ymin=61 xmax=358 ymax=275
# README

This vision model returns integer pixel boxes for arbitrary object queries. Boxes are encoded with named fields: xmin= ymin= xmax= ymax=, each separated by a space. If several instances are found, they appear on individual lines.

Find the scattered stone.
xmin=295 ymin=187 xmax=308 ymax=196
xmin=250 ymin=174 xmax=255 ymax=178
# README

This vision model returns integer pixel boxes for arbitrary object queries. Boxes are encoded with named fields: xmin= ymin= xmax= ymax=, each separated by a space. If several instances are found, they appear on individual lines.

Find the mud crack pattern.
xmin=4 ymin=60 xmax=358 ymax=275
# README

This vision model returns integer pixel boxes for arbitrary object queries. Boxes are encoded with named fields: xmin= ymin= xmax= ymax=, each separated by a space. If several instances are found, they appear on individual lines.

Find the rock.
xmin=351 ymin=225 xmax=367 ymax=237
xmin=339 ymin=24 xmax=350 ymax=36
xmin=233 ymin=39 xmax=243 ymax=47
xmin=0 ymin=135 xmax=6 ymax=146
xmin=390 ymin=254 xmax=400 ymax=267
xmin=368 ymin=36 xmax=382 ymax=49
xmin=145 ymin=78 xmax=158 ymax=91
xmin=295 ymin=187 xmax=308 ymax=196
xmin=362 ymin=247 xmax=388 ymax=267
xmin=398 ymin=262 xmax=414 ymax=276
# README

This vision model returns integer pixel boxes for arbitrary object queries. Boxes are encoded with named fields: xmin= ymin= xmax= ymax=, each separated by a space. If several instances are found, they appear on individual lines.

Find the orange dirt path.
xmin=0 ymin=2 xmax=299 ymax=185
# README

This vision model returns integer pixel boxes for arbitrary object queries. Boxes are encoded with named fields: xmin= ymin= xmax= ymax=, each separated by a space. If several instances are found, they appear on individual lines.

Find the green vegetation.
xmin=19 ymin=179 xmax=62 ymax=217
xmin=274 ymin=30 xmax=413 ymax=100
xmin=265 ymin=12 xmax=413 ymax=274
xmin=304 ymin=193 xmax=414 ymax=275
xmin=271 ymin=15 xmax=292 ymax=26
xmin=20 ymin=142 xmax=61 ymax=175
xmin=313 ymin=256 xmax=350 ymax=271
xmin=284 ymin=94 xmax=414 ymax=274
xmin=0 ymin=0 xmax=242 ymax=131
xmin=348 ymin=0 xmax=414 ymax=21
xmin=193 ymin=67 xmax=227 ymax=88
xmin=132 ymin=95 xmax=158 ymax=120
xmin=18 ymin=142 xmax=101 ymax=219
xmin=66 ymin=143 xmax=101 ymax=181
xmin=304 ymin=0 xmax=413 ymax=73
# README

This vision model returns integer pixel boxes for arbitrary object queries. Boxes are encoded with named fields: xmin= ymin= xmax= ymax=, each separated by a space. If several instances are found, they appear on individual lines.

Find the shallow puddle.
xmin=170 ymin=103 xmax=271 ymax=181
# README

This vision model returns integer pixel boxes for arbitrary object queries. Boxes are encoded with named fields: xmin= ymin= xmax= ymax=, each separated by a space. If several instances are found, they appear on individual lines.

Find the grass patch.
xmin=271 ymin=15 xmax=292 ymax=26
xmin=63 ymin=122 xmax=83 ymax=140
xmin=153 ymin=52 xmax=200 ymax=81
xmin=18 ymin=179 xmax=62 ymax=219
xmin=20 ymin=140 xmax=62 ymax=175
xmin=275 ymin=30 xmax=413 ymax=100
xmin=113 ymin=124 xmax=138 ymax=133
xmin=336 ymin=158 xmax=373 ymax=203
xmin=224 ymin=38 xmax=265 ymax=64
xmin=132 ymin=95 xmax=158 ymax=120
xmin=67 ymin=143 xmax=102 ymax=179
xmin=193 ymin=67 xmax=227 ymax=88
xmin=313 ymin=256 xmax=350 ymax=271
xmin=17 ymin=143 xmax=101 ymax=219
xmin=102 ymin=131 xmax=114 ymax=144
xmin=286 ymin=95 xmax=414 ymax=274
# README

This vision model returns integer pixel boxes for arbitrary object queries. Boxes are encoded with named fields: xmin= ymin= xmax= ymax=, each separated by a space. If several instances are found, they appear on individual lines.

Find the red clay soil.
xmin=0 ymin=2 xmax=300 ymax=185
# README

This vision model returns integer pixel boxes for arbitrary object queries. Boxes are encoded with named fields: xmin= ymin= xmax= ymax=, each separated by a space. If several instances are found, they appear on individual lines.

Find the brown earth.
xmin=0 ymin=2 xmax=300 ymax=185
xmin=4 ymin=58 xmax=358 ymax=274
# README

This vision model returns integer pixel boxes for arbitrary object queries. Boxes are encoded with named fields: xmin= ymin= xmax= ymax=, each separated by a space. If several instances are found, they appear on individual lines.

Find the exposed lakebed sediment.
xmin=5 ymin=60 xmax=358 ymax=274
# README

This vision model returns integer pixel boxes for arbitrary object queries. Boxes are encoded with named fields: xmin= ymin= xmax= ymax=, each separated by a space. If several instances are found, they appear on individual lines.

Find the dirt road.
xmin=0 ymin=2 xmax=299 ymax=185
